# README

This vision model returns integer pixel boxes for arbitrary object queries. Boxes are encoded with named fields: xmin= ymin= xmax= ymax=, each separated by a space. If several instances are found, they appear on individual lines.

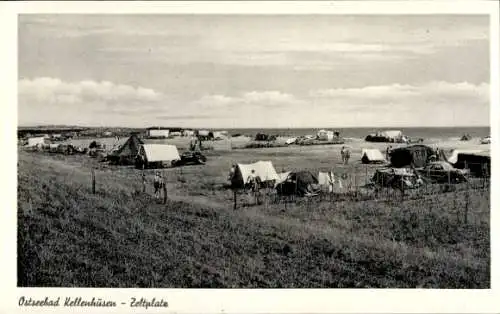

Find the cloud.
xmin=303 ymin=81 xmax=489 ymax=127
xmin=18 ymin=77 xmax=166 ymax=126
xmin=157 ymin=114 xmax=218 ymax=120
xmin=19 ymin=77 xmax=162 ymax=105
xmin=194 ymin=91 xmax=302 ymax=108
xmin=18 ymin=77 xmax=489 ymax=128
xmin=310 ymin=81 xmax=489 ymax=104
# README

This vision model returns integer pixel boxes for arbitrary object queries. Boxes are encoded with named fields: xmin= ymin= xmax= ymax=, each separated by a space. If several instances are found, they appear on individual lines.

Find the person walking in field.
xmin=153 ymin=171 xmax=163 ymax=199
xmin=341 ymin=146 xmax=346 ymax=164
xmin=344 ymin=147 xmax=351 ymax=165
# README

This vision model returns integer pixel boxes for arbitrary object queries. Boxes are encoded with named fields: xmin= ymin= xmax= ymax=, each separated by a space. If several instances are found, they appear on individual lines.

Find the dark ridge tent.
xmin=276 ymin=171 xmax=319 ymax=196
xmin=389 ymin=144 xmax=435 ymax=168
xmin=453 ymin=152 xmax=490 ymax=177
xmin=361 ymin=149 xmax=386 ymax=164
xmin=108 ymin=134 xmax=144 ymax=165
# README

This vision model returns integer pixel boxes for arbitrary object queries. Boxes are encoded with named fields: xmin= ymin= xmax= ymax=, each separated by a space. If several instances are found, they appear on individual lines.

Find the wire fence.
xmin=79 ymin=156 xmax=491 ymax=228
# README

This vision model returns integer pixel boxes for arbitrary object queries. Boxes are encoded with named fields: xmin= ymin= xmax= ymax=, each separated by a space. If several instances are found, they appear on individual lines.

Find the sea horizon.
xmin=17 ymin=125 xmax=490 ymax=140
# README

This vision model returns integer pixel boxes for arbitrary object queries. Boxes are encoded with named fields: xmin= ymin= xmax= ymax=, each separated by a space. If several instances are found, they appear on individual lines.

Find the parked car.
xmin=172 ymin=151 xmax=207 ymax=166
xmin=371 ymin=167 xmax=423 ymax=190
xmin=480 ymin=136 xmax=491 ymax=144
xmin=416 ymin=161 xmax=469 ymax=184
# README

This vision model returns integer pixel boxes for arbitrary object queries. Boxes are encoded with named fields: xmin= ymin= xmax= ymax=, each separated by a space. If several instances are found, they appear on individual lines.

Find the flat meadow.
xmin=17 ymin=137 xmax=490 ymax=288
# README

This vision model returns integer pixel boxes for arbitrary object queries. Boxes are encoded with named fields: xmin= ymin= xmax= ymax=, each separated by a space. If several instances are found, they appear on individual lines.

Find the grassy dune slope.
xmin=17 ymin=151 xmax=489 ymax=288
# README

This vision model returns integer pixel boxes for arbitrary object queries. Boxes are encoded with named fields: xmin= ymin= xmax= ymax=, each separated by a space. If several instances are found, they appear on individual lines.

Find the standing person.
xmin=247 ymin=169 xmax=258 ymax=192
xmin=228 ymin=164 xmax=236 ymax=183
xmin=386 ymin=146 xmax=391 ymax=160
xmin=153 ymin=171 xmax=162 ymax=199
xmin=344 ymin=147 xmax=351 ymax=165
xmin=340 ymin=146 xmax=346 ymax=164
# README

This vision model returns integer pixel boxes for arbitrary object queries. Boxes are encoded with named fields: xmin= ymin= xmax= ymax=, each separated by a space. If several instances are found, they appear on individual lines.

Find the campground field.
xmin=17 ymin=138 xmax=490 ymax=288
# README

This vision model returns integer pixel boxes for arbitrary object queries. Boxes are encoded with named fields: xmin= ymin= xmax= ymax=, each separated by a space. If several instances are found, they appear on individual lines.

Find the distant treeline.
xmin=17 ymin=126 xmax=143 ymax=138
xmin=18 ymin=126 xmax=197 ymax=138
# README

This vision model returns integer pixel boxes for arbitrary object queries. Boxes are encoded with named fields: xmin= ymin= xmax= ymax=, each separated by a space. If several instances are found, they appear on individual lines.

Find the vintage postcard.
xmin=1 ymin=1 xmax=499 ymax=313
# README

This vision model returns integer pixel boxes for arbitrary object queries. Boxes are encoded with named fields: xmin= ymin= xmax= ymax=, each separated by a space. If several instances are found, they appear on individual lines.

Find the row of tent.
xmin=107 ymin=135 xmax=181 ymax=167
xmin=23 ymin=134 xmax=183 ymax=168
xmin=230 ymin=161 xmax=336 ymax=196
xmin=146 ymin=128 xmax=228 ymax=140
xmin=361 ymin=144 xmax=490 ymax=177
xmin=365 ymin=130 xmax=408 ymax=143
xmin=232 ymin=149 xmax=490 ymax=196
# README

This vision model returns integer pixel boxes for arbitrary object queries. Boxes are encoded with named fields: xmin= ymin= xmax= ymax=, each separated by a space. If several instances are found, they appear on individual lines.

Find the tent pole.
xmin=91 ymin=168 xmax=96 ymax=194
xmin=142 ymin=169 xmax=146 ymax=193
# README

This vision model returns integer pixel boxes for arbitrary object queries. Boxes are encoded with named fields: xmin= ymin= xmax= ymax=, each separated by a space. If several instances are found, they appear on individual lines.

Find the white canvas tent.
xmin=139 ymin=144 xmax=180 ymax=164
xmin=381 ymin=130 xmax=403 ymax=140
xmin=213 ymin=131 xmax=228 ymax=139
xmin=183 ymin=130 xmax=195 ymax=137
xmin=285 ymin=137 xmax=297 ymax=145
xmin=231 ymin=161 xmax=280 ymax=188
xmin=318 ymin=171 xmax=335 ymax=192
xmin=275 ymin=171 xmax=292 ymax=186
xmin=317 ymin=130 xmax=334 ymax=141
xmin=27 ymin=137 xmax=46 ymax=147
xmin=198 ymin=130 xmax=210 ymax=137
xmin=361 ymin=148 xmax=386 ymax=163
xmin=148 ymin=129 xmax=169 ymax=138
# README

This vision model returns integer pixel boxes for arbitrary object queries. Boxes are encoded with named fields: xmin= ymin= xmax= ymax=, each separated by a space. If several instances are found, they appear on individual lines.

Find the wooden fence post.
xmin=91 ymin=168 xmax=96 ymax=194
xmin=163 ymin=170 xmax=168 ymax=204
xmin=365 ymin=165 xmax=368 ymax=185
xmin=447 ymin=169 xmax=452 ymax=194
xmin=233 ymin=189 xmax=237 ymax=210
xmin=330 ymin=169 xmax=334 ymax=204
xmin=142 ymin=166 xmax=146 ymax=193
xmin=400 ymin=177 xmax=404 ymax=201
xmin=464 ymin=180 xmax=469 ymax=224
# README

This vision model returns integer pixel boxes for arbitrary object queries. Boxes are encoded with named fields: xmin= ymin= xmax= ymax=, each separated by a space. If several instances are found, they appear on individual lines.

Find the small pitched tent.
xmin=108 ymin=134 xmax=144 ymax=165
xmin=137 ymin=144 xmax=181 ymax=168
xmin=275 ymin=171 xmax=319 ymax=196
xmin=389 ymin=145 xmax=435 ymax=168
xmin=318 ymin=171 xmax=335 ymax=192
xmin=361 ymin=149 xmax=386 ymax=164
xmin=27 ymin=137 xmax=46 ymax=147
xmin=231 ymin=161 xmax=280 ymax=188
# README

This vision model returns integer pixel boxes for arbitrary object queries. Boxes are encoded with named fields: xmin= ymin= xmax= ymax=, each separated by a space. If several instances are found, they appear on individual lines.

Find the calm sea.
xmin=224 ymin=127 xmax=490 ymax=139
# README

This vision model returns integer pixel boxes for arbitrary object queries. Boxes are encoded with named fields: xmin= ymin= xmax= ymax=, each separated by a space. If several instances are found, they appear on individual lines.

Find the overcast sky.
xmin=18 ymin=14 xmax=490 ymax=128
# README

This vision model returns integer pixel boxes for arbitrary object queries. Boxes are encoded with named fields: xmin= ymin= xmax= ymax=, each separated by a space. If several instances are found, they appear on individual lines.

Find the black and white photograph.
xmin=2 ymin=1 xmax=499 ymax=312
xmin=15 ymin=12 xmax=493 ymax=288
